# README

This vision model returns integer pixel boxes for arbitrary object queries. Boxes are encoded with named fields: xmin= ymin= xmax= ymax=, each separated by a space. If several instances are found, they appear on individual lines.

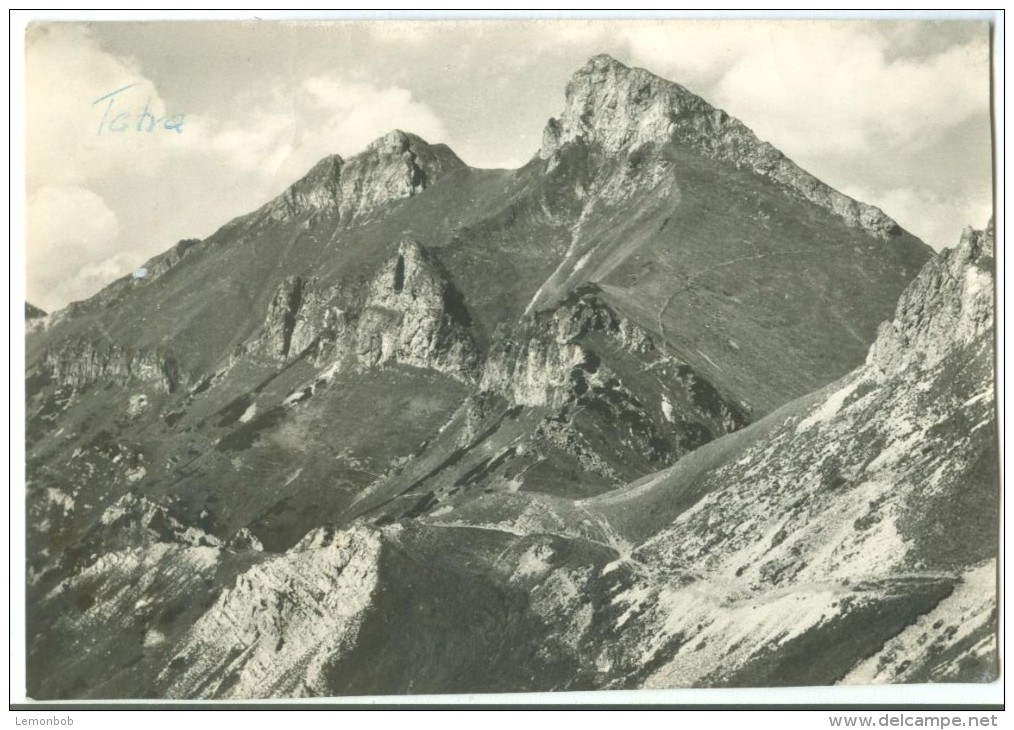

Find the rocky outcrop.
xmin=258 ymin=276 xmax=306 ymax=360
xmin=415 ymin=223 xmax=988 ymax=690
xmin=261 ymin=131 xmax=465 ymax=225
xmin=482 ymin=288 xmax=743 ymax=434
xmin=351 ymin=239 xmax=477 ymax=378
xmin=276 ymin=155 xmax=344 ymax=218
xmin=476 ymin=288 xmax=748 ymax=484
xmin=868 ymin=219 xmax=994 ymax=377
xmin=39 ymin=338 xmax=186 ymax=393
xmin=541 ymin=54 xmax=901 ymax=238
xmin=482 ymin=290 xmax=652 ymax=408
xmin=289 ymin=287 xmax=342 ymax=358
xmin=248 ymin=240 xmax=477 ymax=376
xmin=100 ymin=493 xmax=223 ymax=550
xmin=577 ymin=222 xmax=997 ymax=686
xmin=339 ymin=131 xmax=464 ymax=222
xmin=842 ymin=560 xmax=998 ymax=684
xmin=27 ymin=538 xmax=223 ymax=699
xmin=160 ymin=524 xmax=383 ymax=698
xmin=43 ymin=239 xmax=204 ymax=328
xmin=137 ymin=238 xmax=203 ymax=282
xmin=246 ymin=278 xmax=345 ymax=363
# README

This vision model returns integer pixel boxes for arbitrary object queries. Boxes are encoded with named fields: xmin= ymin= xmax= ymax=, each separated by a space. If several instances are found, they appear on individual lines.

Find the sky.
xmin=22 ymin=16 xmax=996 ymax=312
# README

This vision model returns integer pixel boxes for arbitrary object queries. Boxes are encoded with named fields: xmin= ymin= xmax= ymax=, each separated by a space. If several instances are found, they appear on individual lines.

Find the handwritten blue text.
xmin=93 ymin=84 xmax=185 ymax=136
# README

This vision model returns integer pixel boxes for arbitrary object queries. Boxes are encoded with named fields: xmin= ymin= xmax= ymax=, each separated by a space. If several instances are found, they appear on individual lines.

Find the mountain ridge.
xmin=35 ymin=57 xmax=914 ymax=326
xmin=23 ymin=54 xmax=989 ymax=699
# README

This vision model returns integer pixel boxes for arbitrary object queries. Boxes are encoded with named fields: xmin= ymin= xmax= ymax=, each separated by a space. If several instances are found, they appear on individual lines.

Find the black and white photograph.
xmin=17 ymin=14 xmax=1000 ymax=704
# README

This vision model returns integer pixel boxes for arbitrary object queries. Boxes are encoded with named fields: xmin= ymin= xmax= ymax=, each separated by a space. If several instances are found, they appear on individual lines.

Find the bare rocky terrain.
xmin=25 ymin=55 xmax=996 ymax=699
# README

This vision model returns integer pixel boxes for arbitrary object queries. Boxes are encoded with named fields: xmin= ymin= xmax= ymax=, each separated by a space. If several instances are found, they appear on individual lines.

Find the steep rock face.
xmin=36 ymin=339 xmax=186 ymax=393
xmin=261 ymin=131 xmax=465 ymax=224
xmin=541 ymin=54 xmax=900 ymax=238
xmin=338 ymin=131 xmax=465 ymax=222
xmin=227 ymin=528 xmax=264 ymax=552
xmin=349 ymin=239 xmax=478 ymax=379
xmin=258 ymin=276 xmax=306 ymax=360
xmin=482 ymin=287 xmax=743 ymax=440
xmin=248 ymin=240 xmax=477 ymax=377
xmin=275 ymin=155 xmax=344 ymax=218
xmin=289 ymin=286 xmax=342 ymax=358
xmin=868 ymin=220 xmax=995 ymax=377
xmin=842 ymin=560 xmax=997 ymax=684
xmin=160 ymin=524 xmax=383 ymax=699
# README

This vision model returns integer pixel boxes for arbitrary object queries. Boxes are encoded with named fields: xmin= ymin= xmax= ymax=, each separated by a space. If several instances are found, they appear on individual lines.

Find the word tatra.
xmin=93 ymin=84 xmax=185 ymax=135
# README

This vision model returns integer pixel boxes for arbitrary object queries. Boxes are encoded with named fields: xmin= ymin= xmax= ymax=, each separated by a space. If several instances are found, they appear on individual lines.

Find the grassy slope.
xmin=26 ymin=357 xmax=469 ymax=555
xmin=585 ymin=383 xmax=831 ymax=544
xmin=541 ymin=146 xmax=931 ymax=414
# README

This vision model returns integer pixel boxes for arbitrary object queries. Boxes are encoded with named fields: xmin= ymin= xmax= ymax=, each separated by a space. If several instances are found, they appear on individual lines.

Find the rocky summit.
xmin=25 ymin=55 xmax=996 ymax=699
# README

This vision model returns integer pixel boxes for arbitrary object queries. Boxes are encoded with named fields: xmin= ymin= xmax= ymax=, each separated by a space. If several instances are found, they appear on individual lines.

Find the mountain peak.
xmin=359 ymin=129 xmax=464 ymax=170
xmin=365 ymin=129 xmax=421 ymax=154
xmin=262 ymin=130 xmax=465 ymax=225
xmin=577 ymin=53 xmax=630 ymax=73
xmin=540 ymin=53 xmax=904 ymax=239
xmin=542 ymin=53 xmax=708 ymax=157
xmin=570 ymin=53 xmax=680 ymax=92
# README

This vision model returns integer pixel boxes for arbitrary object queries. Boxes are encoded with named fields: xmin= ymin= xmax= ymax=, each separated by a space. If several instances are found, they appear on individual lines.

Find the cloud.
xmin=711 ymin=28 xmax=990 ymax=157
xmin=617 ymin=21 xmax=761 ymax=88
xmin=27 ymin=185 xmax=124 ymax=310
xmin=196 ymin=110 xmax=296 ymax=174
xmin=301 ymin=75 xmax=447 ymax=153
xmin=25 ymin=24 xmax=184 ymax=190
xmin=282 ymin=75 xmax=448 ymax=182
xmin=190 ymin=75 xmax=448 ymax=188
xmin=25 ymin=24 xmax=452 ymax=309
xmin=25 ymin=25 xmax=186 ymax=308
